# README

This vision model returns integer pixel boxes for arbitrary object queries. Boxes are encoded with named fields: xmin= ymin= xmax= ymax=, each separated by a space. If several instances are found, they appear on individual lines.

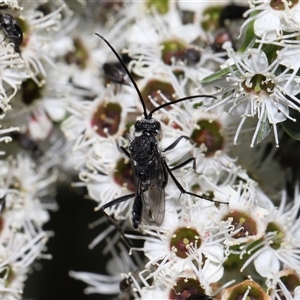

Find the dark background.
xmin=23 ymin=184 xmax=116 ymax=300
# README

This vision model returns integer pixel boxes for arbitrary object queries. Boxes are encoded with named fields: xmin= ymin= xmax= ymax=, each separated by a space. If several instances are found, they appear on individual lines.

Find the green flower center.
xmin=160 ymin=40 xmax=187 ymax=65
xmin=242 ymin=74 xmax=275 ymax=95
xmin=266 ymin=222 xmax=284 ymax=250
xmin=146 ymin=0 xmax=169 ymax=14
xmin=0 ymin=265 xmax=14 ymax=287
xmin=201 ymin=6 xmax=223 ymax=32
xmin=223 ymin=210 xmax=257 ymax=239
xmin=226 ymin=280 xmax=267 ymax=300
xmin=170 ymin=227 xmax=201 ymax=258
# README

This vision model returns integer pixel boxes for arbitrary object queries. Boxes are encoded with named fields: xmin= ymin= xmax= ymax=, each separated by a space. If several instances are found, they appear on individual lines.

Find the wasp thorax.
xmin=134 ymin=118 xmax=161 ymax=134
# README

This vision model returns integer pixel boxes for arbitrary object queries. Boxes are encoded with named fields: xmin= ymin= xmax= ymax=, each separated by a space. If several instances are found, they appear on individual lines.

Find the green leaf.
xmin=281 ymin=110 xmax=300 ymax=140
xmin=256 ymin=111 xmax=272 ymax=144
xmin=201 ymin=66 xmax=235 ymax=84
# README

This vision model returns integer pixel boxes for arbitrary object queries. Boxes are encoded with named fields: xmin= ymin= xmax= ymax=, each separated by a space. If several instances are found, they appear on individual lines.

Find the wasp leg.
xmin=100 ymin=193 xmax=135 ymax=248
xmin=169 ymin=157 xmax=197 ymax=172
xmin=120 ymin=145 xmax=131 ymax=158
xmin=163 ymin=136 xmax=201 ymax=175
xmin=162 ymin=135 xmax=191 ymax=152
xmin=162 ymin=158 xmax=228 ymax=205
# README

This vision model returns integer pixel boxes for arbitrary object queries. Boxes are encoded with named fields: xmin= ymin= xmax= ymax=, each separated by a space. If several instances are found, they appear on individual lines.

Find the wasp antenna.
xmin=95 ymin=33 xmax=148 ymax=119
xmin=148 ymin=94 xmax=217 ymax=117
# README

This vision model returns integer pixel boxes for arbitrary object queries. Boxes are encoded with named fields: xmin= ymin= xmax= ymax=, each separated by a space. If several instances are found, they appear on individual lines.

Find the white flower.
xmin=140 ymin=268 xmax=213 ymax=300
xmin=239 ymin=187 xmax=300 ymax=277
xmin=4 ymin=63 xmax=71 ymax=141
xmin=0 ymin=45 xmax=27 ymax=110
xmin=243 ymin=0 xmax=300 ymax=40
xmin=0 ymin=231 xmax=50 ymax=299
xmin=78 ymin=138 xmax=134 ymax=220
xmin=215 ymin=181 xmax=269 ymax=246
xmin=15 ymin=1 xmax=71 ymax=83
xmin=158 ymin=100 xmax=242 ymax=186
xmin=204 ymin=48 xmax=300 ymax=146
xmin=141 ymin=199 xmax=226 ymax=284
xmin=126 ymin=10 xmax=224 ymax=92
xmin=0 ymin=155 xmax=57 ymax=239
xmin=69 ymin=243 xmax=140 ymax=297
xmin=61 ymin=85 xmax=136 ymax=152
xmin=266 ymin=269 xmax=300 ymax=300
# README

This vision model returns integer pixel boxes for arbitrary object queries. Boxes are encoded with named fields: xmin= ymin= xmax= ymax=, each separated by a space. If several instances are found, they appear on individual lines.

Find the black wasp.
xmin=0 ymin=13 xmax=23 ymax=54
xmin=96 ymin=34 xmax=226 ymax=238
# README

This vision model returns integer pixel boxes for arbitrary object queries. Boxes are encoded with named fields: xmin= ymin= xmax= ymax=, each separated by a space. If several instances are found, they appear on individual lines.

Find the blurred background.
xmin=23 ymin=184 xmax=115 ymax=300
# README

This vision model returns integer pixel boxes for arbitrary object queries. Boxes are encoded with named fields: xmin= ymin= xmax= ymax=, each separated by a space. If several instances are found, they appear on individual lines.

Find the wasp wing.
xmin=142 ymin=152 xmax=167 ymax=227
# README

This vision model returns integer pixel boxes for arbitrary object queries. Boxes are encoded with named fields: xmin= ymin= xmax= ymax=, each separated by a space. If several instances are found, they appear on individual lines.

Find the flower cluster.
xmin=0 ymin=0 xmax=299 ymax=300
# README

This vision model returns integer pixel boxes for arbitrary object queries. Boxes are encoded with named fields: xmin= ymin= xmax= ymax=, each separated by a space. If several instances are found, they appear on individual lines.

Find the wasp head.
xmin=134 ymin=118 xmax=161 ymax=135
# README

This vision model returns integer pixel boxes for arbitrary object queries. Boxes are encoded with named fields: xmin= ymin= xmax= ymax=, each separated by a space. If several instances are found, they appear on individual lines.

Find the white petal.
xmin=277 ymin=76 xmax=300 ymax=96
xmin=144 ymin=240 xmax=166 ymax=261
xmin=244 ymin=49 xmax=268 ymax=72
xmin=202 ymin=260 xmax=224 ymax=283
xmin=203 ymin=244 xmax=224 ymax=263
xmin=254 ymin=249 xmax=280 ymax=277
xmin=44 ymin=98 xmax=66 ymax=121
xmin=265 ymin=99 xmax=288 ymax=124
xmin=254 ymin=12 xmax=281 ymax=39
xmin=28 ymin=110 xmax=53 ymax=140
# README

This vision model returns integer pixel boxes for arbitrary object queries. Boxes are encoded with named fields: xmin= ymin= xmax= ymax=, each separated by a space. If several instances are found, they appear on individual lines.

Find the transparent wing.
xmin=143 ymin=154 xmax=166 ymax=226
xmin=148 ymin=181 xmax=165 ymax=226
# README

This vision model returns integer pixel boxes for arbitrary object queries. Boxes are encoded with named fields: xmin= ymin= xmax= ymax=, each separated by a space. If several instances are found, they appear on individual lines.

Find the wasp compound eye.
xmin=134 ymin=119 xmax=143 ymax=132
